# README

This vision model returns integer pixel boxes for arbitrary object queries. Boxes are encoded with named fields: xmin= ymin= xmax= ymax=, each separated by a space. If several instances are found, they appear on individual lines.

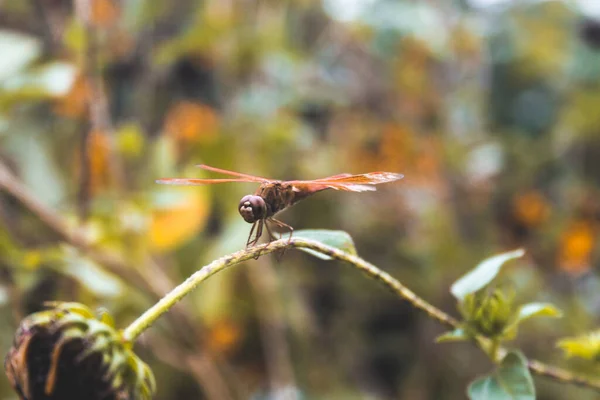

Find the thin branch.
xmin=123 ymin=238 xmax=600 ymax=393
xmin=527 ymin=359 xmax=600 ymax=390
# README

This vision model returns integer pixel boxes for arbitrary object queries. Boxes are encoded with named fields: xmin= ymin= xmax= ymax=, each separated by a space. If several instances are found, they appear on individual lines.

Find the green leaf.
xmin=451 ymin=249 xmax=525 ymax=301
xmin=63 ymin=255 xmax=123 ymax=298
xmin=293 ymin=229 xmax=357 ymax=260
xmin=502 ymin=302 xmax=561 ymax=342
xmin=436 ymin=328 xmax=470 ymax=343
xmin=557 ymin=330 xmax=600 ymax=360
xmin=468 ymin=351 xmax=535 ymax=400
xmin=0 ymin=30 xmax=41 ymax=82
xmin=516 ymin=302 xmax=562 ymax=324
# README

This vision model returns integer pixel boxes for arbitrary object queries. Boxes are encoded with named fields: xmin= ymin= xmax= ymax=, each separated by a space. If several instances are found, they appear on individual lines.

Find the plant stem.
xmin=121 ymin=238 xmax=458 ymax=342
xmin=121 ymin=237 xmax=600 ymax=393
xmin=489 ymin=338 xmax=501 ymax=363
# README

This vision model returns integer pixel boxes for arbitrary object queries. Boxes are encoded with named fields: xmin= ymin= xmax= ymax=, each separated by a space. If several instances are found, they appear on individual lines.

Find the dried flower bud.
xmin=4 ymin=302 xmax=155 ymax=400
xmin=459 ymin=289 xmax=516 ymax=338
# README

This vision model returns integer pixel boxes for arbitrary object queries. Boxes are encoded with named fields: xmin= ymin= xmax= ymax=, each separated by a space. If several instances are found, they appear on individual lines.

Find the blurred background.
xmin=1 ymin=0 xmax=600 ymax=399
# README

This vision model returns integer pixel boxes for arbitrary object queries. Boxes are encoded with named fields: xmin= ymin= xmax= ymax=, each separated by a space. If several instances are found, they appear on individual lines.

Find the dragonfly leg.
xmin=268 ymin=218 xmax=294 ymax=261
xmin=254 ymin=220 xmax=264 ymax=245
xmin=247 ymin=219 xmax=265 ymax=248
xmin=270 ymin=218 xmax=294 ymax=244
xmin=251 ymin=220 xmax=267 ymax=259
xmin=246 ymin=221 xmax=258 ymax=247
xmin=264 ymin=220 xmax=279 ymax=242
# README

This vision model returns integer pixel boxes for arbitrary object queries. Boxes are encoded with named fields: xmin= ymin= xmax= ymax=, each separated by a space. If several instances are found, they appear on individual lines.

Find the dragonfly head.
xmin=239 ymin=195 xmax=267 ymax=223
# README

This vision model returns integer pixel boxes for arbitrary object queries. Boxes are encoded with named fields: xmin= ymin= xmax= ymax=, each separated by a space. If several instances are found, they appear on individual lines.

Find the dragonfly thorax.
xmin=239 ymin=195 xmax=267 ymax=223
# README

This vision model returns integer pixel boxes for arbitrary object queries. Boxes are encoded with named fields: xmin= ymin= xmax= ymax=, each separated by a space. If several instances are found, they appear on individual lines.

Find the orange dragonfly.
xmin=156 ymin=165 xmax=403 ymax=247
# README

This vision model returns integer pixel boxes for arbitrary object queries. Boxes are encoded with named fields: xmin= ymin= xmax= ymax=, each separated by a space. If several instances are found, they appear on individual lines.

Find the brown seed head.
xmin=4 ymin=302 xmax=155 ymax=400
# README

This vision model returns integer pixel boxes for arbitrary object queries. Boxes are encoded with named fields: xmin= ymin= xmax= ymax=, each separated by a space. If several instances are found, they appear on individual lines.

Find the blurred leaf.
xmin=0 ymin=286 xmax=8 ymax=306
xmin=30 ymin=63 xmax=78 ymax=96
xmin=63 ymin=18 xmax=86 ymax=53
xmin=116 ymin=123 xmax=145 ymax=158
xmin=468 ymin=351 xmax=535 ymax=400
xmin=2 ymin=62 xmax=77 ymax=98
xmin=150 ymin=188 xmax=210 ymax=252
xmin=503 ymin=303 xmax=562 ymax=340
xmin=557 ymin=330 xmax=600 ymax=361
xmin=97 ymin=307 xmax=116 ymax=328
xmin=294 ymin=229 xmax=356 ymax=260
xmin=515 ymin=302 xmax=562 ymax=324
xmin=0 ymin=30 xmax=41 ymax=82
xmin=64 ymin=254 xmax=123 ymax=298
xmin=4 ymin=128 xmax=66 ymax=207
xmin=451 ymin=249 xmax=525 ymax=301
xmin=436 ymin=328 xmax=469 ymax=343
xmin=150 ymin=135 xmax=178 ymax=177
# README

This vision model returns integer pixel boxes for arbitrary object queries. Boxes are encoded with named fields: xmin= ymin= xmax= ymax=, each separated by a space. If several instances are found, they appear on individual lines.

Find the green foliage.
xmin=450 ymin=249 xmax=525 ymax=301
xmin=1 ymin=0 xmax=599 ymax=398
xmin=435 ymin=328 xmax=469 ymax=343
xmin=557 ymin=330 xmax=600 ymax=361
xmin=293 ymin=229 xmax=357 ymax=260
xmin=459 ymin=288 xmax=517 ymax=339
xmin=440 ymin=250 xmax=562 ymax=344
xmin=468 ymin=351 xmax=535 ymax=400
xmin=514 ymin=303 xmax=563 ymax=327
xmin=435 ymin=250 xmax=564 ymax=399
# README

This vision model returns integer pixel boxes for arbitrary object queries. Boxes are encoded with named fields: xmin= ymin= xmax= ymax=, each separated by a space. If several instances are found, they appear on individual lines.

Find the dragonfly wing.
xmin=288 ymin=171 xmax=403 ymax=193
xmin=156 ymin=178 xmax=259 ymax=185
xmin=195 ymin=165 xmax=271 ymax=182
xmin=317 ymin=172 xmax=404 ymax=184
xmin=313 ymin=173 xmax=353 ymax=181
xmin=289 ymin=182 xmax=376 ymax=196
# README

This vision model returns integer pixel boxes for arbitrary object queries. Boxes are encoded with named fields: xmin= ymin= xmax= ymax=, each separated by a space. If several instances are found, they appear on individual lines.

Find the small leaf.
xmin=293 ymin=229 xmax=357 ymax=260
xmin=63 ymin=256 xmax=123 ymax=298
xmin=451 ymin=249 xmax=525 ymax=301
xmin=557 ymin=330 xmax=600 ymax=360
xmin=515 ymin=302 xmax=562 ymax=324
xmin=436 ymin=328 xmax=470 ymax=343
xmin=468 ymin=351 xmax=535 ymax=400
xmin=150 ymin=188 xmax=210 ymax=252
xmin=97 ymin=308 xmax=116 ymax=328
xmin=0 ymin=30 xmax=41 ymax=81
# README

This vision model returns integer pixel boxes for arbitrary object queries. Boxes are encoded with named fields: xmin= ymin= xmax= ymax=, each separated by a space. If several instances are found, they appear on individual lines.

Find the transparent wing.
xmin=288 ymin=171 xmax=403 ymax=193
xmin=195 ymin=164 xmax=271 ymax=182
xmin=156 ymin=178 xmax=260 ymax=185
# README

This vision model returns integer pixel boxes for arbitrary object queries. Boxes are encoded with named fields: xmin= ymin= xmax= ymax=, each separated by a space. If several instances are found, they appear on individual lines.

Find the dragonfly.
xmin=156 ymin=165 xmax=404 ymax=248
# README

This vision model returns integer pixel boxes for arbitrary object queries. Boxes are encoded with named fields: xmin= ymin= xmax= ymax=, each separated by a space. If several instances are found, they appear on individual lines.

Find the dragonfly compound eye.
xmin=239 ymin=195 xmax=266 ymax=223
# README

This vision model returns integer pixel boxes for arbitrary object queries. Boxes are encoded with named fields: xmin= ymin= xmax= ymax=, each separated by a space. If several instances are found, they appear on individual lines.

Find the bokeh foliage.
xmin=2 ymin=0 xmax=600 ymax=399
